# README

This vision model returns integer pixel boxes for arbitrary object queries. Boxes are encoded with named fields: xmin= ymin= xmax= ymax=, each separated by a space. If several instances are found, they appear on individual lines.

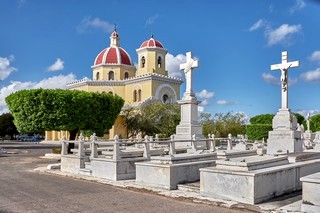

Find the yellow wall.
xmin=136 ymin=48 xmax=167 ymax=76
xmin=109 ymin=115 xmax=127 ymax=139
xmin=93 ymin=65 xmax=135 ymax=80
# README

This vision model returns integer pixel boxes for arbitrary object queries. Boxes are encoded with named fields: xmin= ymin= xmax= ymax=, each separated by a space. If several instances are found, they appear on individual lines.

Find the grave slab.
xmin=216 ymin=149 xmax=257 ymax=159
xmin=300 ymin=172 xmax=320 ymax=213
xmin=200 ymin=157 xmax=320 ymax=204
xmin=135 ymin=152 xmax=216 ymax=190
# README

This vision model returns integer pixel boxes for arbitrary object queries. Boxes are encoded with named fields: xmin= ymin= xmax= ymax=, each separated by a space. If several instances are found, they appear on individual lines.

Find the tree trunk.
xmin=68 ymin=129 xmax=78 ymax=153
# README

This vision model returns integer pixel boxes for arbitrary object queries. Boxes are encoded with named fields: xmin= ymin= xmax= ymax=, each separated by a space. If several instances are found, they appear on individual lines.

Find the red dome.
xmin=94 ymin=47 xmax=133 ymax=66
xmin=140 ymin=37 xmax=164 ymax=49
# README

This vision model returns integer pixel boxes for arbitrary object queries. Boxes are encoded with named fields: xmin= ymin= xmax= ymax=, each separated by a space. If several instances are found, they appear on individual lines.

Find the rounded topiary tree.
xmin=6 ymin=89 xmax=124 ymax=138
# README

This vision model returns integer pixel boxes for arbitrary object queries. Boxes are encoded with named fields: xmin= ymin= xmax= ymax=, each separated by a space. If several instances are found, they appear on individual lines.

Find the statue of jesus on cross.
xmin=271 ymin=51 xmax=299 ymax=110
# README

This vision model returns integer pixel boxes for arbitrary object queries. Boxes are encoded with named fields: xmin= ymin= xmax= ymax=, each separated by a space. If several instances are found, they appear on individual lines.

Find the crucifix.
xmin=270 ymin=51 xmax=299 ymax=109
xmin=180 ymin=52 xmax=199 ymax=97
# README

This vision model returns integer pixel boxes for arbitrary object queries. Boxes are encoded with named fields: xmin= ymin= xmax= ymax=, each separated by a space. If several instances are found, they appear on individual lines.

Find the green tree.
xmin=246 ymin=113 xmax=304 ymax=140
xmin=123 ymin=100 xmax=180 ymax=138
xmin=293 ymin=113 xmax=305 ymax=125
xmin=249 ymin=114 xmax=274 ymax=124
xmin=309 ymin=114 xmax=320 ymax=132
xmin=0 ymin=113 xmax=19 ymax=139
xmin=6 ymin=89 xmax=124 ymax=139
xmin=199 ymin=112 xmax=246 ymax=137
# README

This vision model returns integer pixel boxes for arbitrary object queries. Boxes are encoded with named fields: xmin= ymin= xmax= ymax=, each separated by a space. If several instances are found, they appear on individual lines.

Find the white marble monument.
xmin=303 ymin=113 xmax=314 ymax=149
xmin=175 ymin=52 xmax=204 ymax=147
xmin=267 ymin=51 xmax=303 ymax=154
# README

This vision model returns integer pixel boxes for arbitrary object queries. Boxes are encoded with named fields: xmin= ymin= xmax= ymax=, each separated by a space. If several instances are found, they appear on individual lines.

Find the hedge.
xmin=246 ymin=124 xmax=272 ymax=140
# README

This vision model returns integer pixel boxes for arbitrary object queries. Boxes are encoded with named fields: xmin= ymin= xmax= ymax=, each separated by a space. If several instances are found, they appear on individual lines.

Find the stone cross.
xmin=306 ymin=113 xmax=311 ymax=131
xmin=180 ymin=52 xmax=199 ymax=96
xmin=271 ymin=51 xmax=299 ymax=109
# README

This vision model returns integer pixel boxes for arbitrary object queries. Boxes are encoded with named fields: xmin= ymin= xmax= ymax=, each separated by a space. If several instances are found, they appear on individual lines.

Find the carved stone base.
xmin=175 ymin=97 xmax=204 ymax=148
xmin=267 ymin=109 xmax=302 ymax=154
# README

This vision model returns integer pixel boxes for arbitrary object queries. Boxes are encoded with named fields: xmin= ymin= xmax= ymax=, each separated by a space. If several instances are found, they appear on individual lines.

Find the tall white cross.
xmin=180 ymin=52 xmax=199 ymax=96
xmin=271 ymin=51 xmax=299 ymax=109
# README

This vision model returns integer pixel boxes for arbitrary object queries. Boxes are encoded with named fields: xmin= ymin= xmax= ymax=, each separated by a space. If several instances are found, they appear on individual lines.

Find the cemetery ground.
xmin=0 ymin=142 xmax=306 ymax=213
xmin=0 ymin=142 xmax=244 ymax=213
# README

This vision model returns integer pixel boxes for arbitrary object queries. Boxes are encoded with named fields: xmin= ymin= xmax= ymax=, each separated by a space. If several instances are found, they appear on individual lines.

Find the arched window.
xmin=108 ymin=91 xmax=113 ymax=95
xmin=162 ymin=94 xmax=169 ymax=103
xmin=96 ymin=72 xmax=100 ymax=80
xmin=157 ymin=56 xmax=162 ymax=68
xmin=109 ymin=71 xmax=114 ymax=80
xmin=124 ymin=72 xmax=129 ymax=79
xmin=141 ymin=56 xmax=146 ymax=68
xmin=133 ymin=90 xmax=137 ymax=102
xmin=138 ymin=89 xmax=141 ymax=102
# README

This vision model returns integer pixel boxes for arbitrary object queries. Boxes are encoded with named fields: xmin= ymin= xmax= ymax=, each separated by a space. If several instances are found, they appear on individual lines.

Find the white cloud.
xmin=288 ymin=78 xmax=298 ymax=86
xmin=47 ymin=58 xmax=64 ymax=71
xmin=300 ymin=68 xmax=320 ymax=83
xmin=265 ymin=24 xmax=302 ymax=46
xmin=296 ymin=109 xmax=320 ymax=117
xmin=145 ymin=14 xmax=159 ymax=27
xmin=0 ymin=73 xmax=77 ymax=114
xmin=309 ymin=51 xmax=320 ymax=63
xmin=199 ymin=99 xmax=209 ymax=106
xmin=262 ymin=73 xmax=279 ymax=85
xmin=196 ymin=89 xmax=215 ymax=99
xmin=77 ymin=17 xmax=114 ymax=33
xmin=0 ymin=55 xmax=17 ymax=81
xmin=216 ymin=100 xmax=237 ymax=106
xmin=166 ymin=53 xmax=186 ymax=79
xmin=198 ymin=106 xmax=204 ymax=113
xmin=262 ymin=73 xmax=298 ymax=86
xmin=249 ymin=19 xmax=266 ymax=31
xmin=289 ymin=0 xmax=306 ymax=14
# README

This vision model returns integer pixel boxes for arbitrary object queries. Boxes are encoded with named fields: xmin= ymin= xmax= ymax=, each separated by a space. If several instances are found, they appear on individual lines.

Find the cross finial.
xmin=114 ymin=23 xmax=117 ymax=31
xmin=151 ymin=33 xmax=154 ymax=38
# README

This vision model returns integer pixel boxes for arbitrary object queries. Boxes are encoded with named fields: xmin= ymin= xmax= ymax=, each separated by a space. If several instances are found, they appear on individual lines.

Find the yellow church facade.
xmin=45 ymin=28 xmax=183 ymax=140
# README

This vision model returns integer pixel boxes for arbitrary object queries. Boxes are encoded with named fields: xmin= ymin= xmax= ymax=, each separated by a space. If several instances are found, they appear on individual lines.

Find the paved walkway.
xmin=0 ymin=148 xmax=243 ymax=213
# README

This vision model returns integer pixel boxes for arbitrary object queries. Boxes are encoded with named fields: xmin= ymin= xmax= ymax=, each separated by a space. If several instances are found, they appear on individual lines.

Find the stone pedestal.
xmin=175 ymin=97 xmax=204 ymax=147
xmin=267 ymin=109 xmax=303 ymax=154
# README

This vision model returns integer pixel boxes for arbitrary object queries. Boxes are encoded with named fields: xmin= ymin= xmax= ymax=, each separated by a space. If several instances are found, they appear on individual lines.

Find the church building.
xmin=45 ymin=27 xmax=183 ymax=140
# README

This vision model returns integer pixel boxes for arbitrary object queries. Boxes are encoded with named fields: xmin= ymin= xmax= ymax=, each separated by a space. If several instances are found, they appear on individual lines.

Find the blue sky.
xmin=1 ymin=0 xmax=320 ymax=120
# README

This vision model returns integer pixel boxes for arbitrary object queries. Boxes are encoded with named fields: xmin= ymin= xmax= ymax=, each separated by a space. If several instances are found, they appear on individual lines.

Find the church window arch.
xmin=162 ymin=94 xmax=169 ymax=103
xmin=96 ymin=72 xmax=100 ymax=80
xmin=157 ymin=56 xmax=162 ymax=68
xmin=138 ymin=89 xmax=142 ymax=102
xmin=108 ymin=91 xmax=113 ymax=95
xmin=124 ymin=72 xmax=129 ymax=79
xmin=133 ymin=90 xmax=137 ymax=102
xmin=109 ymin=71 xmax=114 ymax=80
xmin=141 ymin=56 xmax=146 ymax=68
